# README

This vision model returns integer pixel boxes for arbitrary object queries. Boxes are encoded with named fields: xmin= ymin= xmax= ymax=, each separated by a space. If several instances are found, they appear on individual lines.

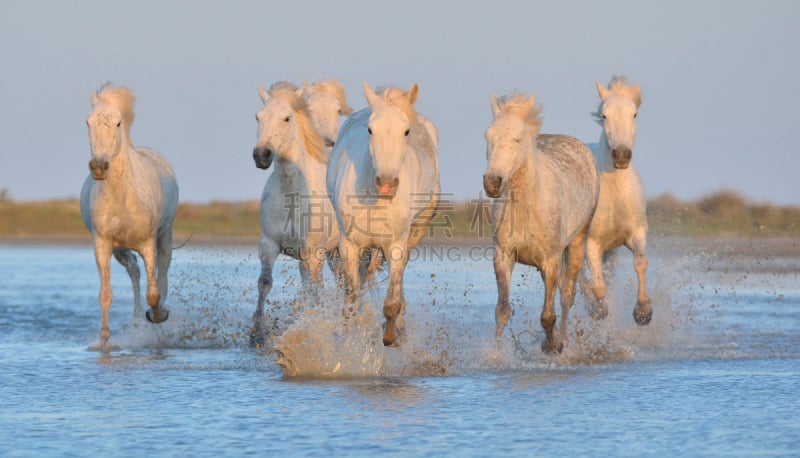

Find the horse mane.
xmin=308 ymin=79 xmax=353 ymax=115
xmin=375 ymin=86 xmax=418 ymax=125
xmin=95 ymin=84 xmax=136 ymax=140
xmin=495 ymin=94 xmax=543 ymax=138
xmin=268 ymin=81 xmax=327 ymax=163
xmin=592 ymin=75 xmax=642 ymax=124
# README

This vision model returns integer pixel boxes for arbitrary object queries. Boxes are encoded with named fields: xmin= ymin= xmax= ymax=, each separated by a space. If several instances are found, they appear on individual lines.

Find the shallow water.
xmin=1 ymin=239 xmax=799 ymax=456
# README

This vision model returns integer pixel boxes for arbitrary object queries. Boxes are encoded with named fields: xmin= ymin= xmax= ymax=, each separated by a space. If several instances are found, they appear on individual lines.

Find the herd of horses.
xmin=80 ymin=76 xmax=651 ymax=354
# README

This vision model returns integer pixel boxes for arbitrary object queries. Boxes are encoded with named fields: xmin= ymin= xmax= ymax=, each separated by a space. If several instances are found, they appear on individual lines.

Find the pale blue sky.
xmin=1 ymin=0 xmax=798 ymax=204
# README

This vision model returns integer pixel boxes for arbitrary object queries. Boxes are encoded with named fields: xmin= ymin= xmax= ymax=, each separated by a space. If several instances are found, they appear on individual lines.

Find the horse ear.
xmin=491 ymin=94 xmax=501 ymax=116
xmin=595 ymin=81 xmax=609 ymax=101
xmin=258 ymin=85 xmax=270 ymax=103
xmin=528 ymin=93 xmax=536 ymax=109
xmin=91 ymin=91 xmax=98 ymax=106
xmin=407 ymin=83 xmax=419 ymax=106
xmin=633 ymin=83 xmax=642 ymax=106
xmin=341 ymin=102 xmax=354 ymax=116
xmin=363 ymin=81 xmax=378 ymax=107
xmin=302 ymin=80 xmax=311 ymax=95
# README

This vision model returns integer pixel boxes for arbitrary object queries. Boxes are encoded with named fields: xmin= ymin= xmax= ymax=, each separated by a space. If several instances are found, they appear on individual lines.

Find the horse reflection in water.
xmin=483 ymin=93 xmax=598 ymax=353
xmin=80 ymin=84 xmax=179 ymax=351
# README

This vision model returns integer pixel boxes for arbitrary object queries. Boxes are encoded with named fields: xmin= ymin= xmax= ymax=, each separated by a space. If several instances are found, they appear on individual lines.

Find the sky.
xmin=1 ymin=0 xmax=798 ymax=205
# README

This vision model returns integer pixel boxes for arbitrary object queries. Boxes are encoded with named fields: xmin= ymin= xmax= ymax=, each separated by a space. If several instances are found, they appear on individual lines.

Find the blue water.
xmin=1 ymin=239 xmax=799 ymax=456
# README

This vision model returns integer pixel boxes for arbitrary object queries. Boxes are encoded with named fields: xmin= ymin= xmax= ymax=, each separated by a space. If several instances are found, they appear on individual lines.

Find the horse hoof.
xmin=383 ymin=322 xmax=398 ymax=347
xmin=342 ymin=305 xmax=357 ymax=320
xmin=88 ymin=339 xmax=121 ymax=353
xmin=590 ymin=304 xmax=608 ymax=321
xmin=249 ymin=332 xmax=266 ymax=349
xmin=541 ymin=339 xmax=563 ymax=355
xmin=145 ymin=308 xmax=170 ymax=324
xmin=633 ymin=306 xmax=652 ymax=326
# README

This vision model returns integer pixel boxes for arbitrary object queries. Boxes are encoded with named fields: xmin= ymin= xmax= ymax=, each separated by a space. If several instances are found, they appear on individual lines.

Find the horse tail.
xmin=172 ymin=230 xmax=194 ymax=250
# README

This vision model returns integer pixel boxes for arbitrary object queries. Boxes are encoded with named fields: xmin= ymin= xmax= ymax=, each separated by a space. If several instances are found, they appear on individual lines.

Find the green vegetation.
xmin=647 ymin=191 xmax=800 ymax=237
xmin=0 ymin=190 xmax=797 ymax=241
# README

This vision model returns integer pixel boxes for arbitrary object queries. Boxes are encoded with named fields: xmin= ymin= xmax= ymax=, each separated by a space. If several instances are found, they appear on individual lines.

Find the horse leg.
xmin=585 ymin=238 xmax=608 ymax=320
xmin=627 ymin=230 xmax=652 ymax=325
xmin=252 ymin=238 xmax=279 ymax=347
xmin=155 ymin=228 xmax=173 ymax=315
xmin=493 ymin=248 xmax=515 ymax=339
xmin=326 ymin=248 xmax=346 ymax=292
xmin=540 ymin=257 xmax=562 ymax=354
xmin=113 ymin=248 xmax=142 ymax=320
xmin=382 ymin=244 xmax=409 ymax=346
xmin=297 ymin=253 xmax=324 ymax=306
xmin=93 ymin=238 xmax=114 ymax=350
xmin=141 ymin=239 xmax=167 ymax=324
xmin=338 ymin=239 xmax=363 ymax=316
xmin=560 ymin=227 xmax=588 ymax=343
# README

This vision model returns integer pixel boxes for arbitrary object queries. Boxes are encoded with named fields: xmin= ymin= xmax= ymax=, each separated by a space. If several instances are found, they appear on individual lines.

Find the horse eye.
xmin=634 ymin=113 xmax=638 ymax=119
xmin=337 ymin=110 xmax=342 ymax=115
xmin=116 ymin=121 xmax=121 ymax=127
xmin=404 ymin=129 xmax=410 ymax=137
xmin=602 ymin=114 xmax=607 ymax=119
xmin=368 ymin=127 xmax=372 ymax=135
xmin=284 ymin=116 xmax=291 ymax=122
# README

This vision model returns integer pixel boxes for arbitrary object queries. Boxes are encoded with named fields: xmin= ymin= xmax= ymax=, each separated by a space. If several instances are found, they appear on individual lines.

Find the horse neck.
xmin=507 ymin=145 xmax=540 ymax=209
xmin=275 ymin=141 xmax=322 ymax=195
xmin=102 ymin=143 xmax=141 ymax=199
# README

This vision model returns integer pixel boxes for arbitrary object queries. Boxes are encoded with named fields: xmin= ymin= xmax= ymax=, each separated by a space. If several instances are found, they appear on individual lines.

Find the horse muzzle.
xmin=89 ymin=158 xmax=110 ymax=180
xmin=253 ymin=147 xmax=273 ymax=170
xmin=374 ymin=176 xmax=399 ymax=199
xmin=612 ymin=148 xmax=632 ymax=169
xmin=483 ymin=174 xmax=503 ymax=198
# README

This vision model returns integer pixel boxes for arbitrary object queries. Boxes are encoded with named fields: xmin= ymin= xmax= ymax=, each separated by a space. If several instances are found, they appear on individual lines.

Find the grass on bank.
xmin=0 ymin=190 xmax=798 ymax=240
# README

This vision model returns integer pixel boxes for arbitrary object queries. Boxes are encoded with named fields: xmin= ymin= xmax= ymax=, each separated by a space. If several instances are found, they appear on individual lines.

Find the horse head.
xmin=596 ymin=77 xmax=641 ymax=169
xmin=363 ymin=82 xmax=419 ymax=199
xmin=483 ymin=93 xmax=540 ymax=198
xmin=253 ymin=82 xmax=325 ymax=170
xmin=304 ymin=80 xmax=353 ymax=150
xmin=86 ymin=85 xmax=135 ymax=180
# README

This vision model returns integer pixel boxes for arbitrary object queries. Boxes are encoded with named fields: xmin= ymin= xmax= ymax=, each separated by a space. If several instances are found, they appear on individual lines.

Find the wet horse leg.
xmin=627 ymin=230 xmax=652 ymax=325
xmin=382 ymin=243 xmax=408 ymax=346
xmin=338 ymin=238 xmax=363 ymax=317
xmin=93 ymin=237 xmax=114 ymax=349
xmin=155 ymin=228 xmax=173 ymax=316
xmin=297 ymin=251 xmax=324 ymax=306
xmin=585 ymin=238 xmax=608 ymax=320
xmin=493 ymin=248 xmax=515 ymax=339
xmin=560 ymin=227 xmax=589 ymax=343
xmin=540 ymin=257 xmax=562 ymax=354
xmin=113 ymin=248 xmax=142 ymax=320
xmin=142 ymin=238 xmax=167 ymax=324
xmin=252 ymin=238 xmax=279 ymax=347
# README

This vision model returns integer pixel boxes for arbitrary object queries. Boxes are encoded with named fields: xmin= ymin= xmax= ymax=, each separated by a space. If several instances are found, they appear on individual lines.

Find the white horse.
xmin=327 ymin=82 xmax=440 ymax=346
xmin=302 ymin=79 xmax=353 ymax=151
xmin=80 ymin=85 xmax=179 ymax=351
xmin=251 ymin=81 xmax=341 ymax=345
xmin=484 ymin=93 xmax=599 ymax=353
xmin=584 ymin=76 xmax=652 ymax=325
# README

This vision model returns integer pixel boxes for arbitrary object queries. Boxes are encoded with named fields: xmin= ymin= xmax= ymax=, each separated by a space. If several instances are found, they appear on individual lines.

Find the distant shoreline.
xmin=3 ymin=234 xmax=800 ymax=258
